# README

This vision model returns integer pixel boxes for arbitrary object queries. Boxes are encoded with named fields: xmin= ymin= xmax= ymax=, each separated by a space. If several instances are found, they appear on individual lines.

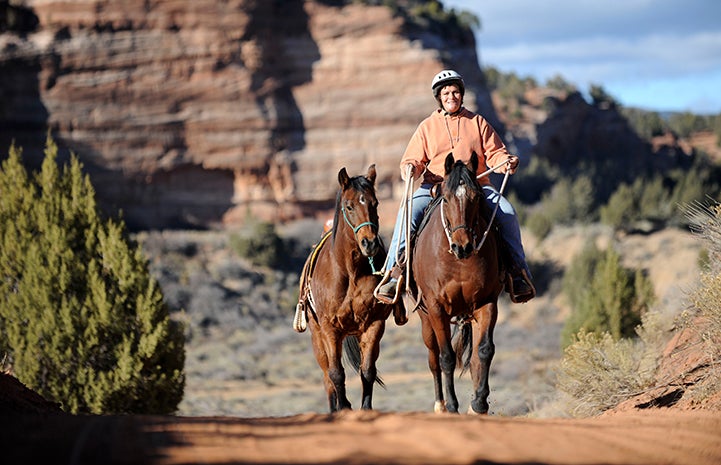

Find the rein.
xmin=341 ymin=205 xmax=380 ymax=274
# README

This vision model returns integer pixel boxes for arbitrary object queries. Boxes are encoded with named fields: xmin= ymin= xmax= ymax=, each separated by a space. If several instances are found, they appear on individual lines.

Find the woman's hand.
xmin=401 ymin=164 xmax=415 ymax=181
xmin=506 ymin=155 xmax=519 ymax=174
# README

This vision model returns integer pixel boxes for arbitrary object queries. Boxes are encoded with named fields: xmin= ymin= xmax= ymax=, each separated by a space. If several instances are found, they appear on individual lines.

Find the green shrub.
xmin=525 ymin=211 xmax=552 ymax=241
xmin=230 ymin=221 xmax=286 ymax=268
xmin=600 ymin=176 xmax=678 ymax=231
xmin=545 ymin=74 xmax=576 ymax=93
xmin=560 ymin=241 xmax=655 ymax=349
xmin=589 ymin=84 xmax=618 ymax=108
xmin=638 ymin=176 xmax=671 ymax=219
xmin=0 ymin=137 xmax=185 ymax=414
xmin=621 ymin=108 xmax=666 ymax=139
xmin=668 ymin=163 xmax=721 ymax=224
xmin=599 ymin=183 xmax=636 ymax=230
xmin=530 ymin=175 xmax=596 ymax=227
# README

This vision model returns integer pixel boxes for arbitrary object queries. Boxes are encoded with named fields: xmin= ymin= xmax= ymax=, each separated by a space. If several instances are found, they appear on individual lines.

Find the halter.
xmin=341 ymin=206 xmax=377 ymax=235
xmin=341 ymin=205 xmax=380 ymax=274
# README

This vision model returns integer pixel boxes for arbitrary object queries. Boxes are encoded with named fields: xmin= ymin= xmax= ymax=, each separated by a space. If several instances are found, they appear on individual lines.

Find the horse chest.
xmin=316 ymin=278 xmax=383 ymax=327
xmin=420 ymin=259 xmax=494 ymax=308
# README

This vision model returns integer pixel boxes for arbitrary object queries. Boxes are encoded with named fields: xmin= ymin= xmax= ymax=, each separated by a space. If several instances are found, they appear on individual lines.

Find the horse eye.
xmin=345 ymin=202 xmax=354 ymax=211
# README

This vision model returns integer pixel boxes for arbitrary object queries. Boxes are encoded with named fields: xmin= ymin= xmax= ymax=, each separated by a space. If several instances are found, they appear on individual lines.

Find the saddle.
xmin=293 ymin=230 xmax=332 ymax=333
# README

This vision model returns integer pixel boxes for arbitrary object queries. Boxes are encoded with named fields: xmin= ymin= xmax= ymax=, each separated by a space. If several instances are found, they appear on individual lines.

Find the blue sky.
xmin=444 ymin=0 xmax=721 ymax=114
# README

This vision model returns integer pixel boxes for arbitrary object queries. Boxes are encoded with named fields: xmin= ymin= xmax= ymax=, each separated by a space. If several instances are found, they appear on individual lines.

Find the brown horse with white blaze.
xmin=406 ymin=152 xmax=505 ymax=414
xmin=298 ymin=164 xmax=405 ymax=413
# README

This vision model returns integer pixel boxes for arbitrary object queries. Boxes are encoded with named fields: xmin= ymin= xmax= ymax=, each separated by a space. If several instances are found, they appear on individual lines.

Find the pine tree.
xmin=0 ymin=136 xmax=185 ymax=414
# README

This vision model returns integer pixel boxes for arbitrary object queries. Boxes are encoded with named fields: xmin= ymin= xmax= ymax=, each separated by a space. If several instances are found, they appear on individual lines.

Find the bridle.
xmin=440 ymin=159 xmax=512 ymax=254
xmin=438 ymin=181 xmax=485 ymax=253
xmin=440 ymin=192 xmax=481 ymax=254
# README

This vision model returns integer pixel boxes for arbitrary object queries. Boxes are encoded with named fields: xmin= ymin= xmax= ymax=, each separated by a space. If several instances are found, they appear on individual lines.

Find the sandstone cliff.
xmin=0 ymin=1 xmax=701 ymax=231
xmin=0 ymin=0 xmax=495 ymax=229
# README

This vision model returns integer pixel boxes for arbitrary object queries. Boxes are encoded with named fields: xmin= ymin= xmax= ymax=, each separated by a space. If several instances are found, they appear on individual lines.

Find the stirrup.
xmin=374 ymin=272 xmax=404 ymax=305
xmin=293 ymin=302 xmax=307 ymax=332
xmin=507 ymin=269 xmax=536 ymax=304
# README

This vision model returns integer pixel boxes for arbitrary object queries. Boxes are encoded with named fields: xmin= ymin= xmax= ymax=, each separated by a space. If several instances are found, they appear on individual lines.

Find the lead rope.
xmin=374 ymin=164 xmax=414 ymax=302
xmin=402 ymin=165 xmax=413 ymax=294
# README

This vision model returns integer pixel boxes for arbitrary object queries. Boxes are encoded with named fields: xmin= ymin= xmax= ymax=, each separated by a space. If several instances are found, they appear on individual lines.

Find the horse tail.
xmin=453 ymin=321 xmax=473 ymax=373
xmin=342 ymin=336 xmax=385 ymax=388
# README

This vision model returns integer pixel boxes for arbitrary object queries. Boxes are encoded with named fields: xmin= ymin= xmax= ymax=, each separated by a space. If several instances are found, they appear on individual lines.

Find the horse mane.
xmin=332 ymin=189 xmax=342 ymax=241
xmin=445 ymin=159 xmax=493 ymax=222
xmin=446 ymin=160 xmax=482 ymax=196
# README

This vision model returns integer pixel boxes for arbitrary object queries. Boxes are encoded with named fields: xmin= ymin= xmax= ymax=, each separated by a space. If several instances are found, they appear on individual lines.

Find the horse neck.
xmin=331 ymin=222 xmax=365 ymax=271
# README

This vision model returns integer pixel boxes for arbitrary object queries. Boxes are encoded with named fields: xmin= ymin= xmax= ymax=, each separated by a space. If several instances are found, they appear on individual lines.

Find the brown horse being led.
xmin=299 ymin=165 xmax=405 ymax=413
xmin=406 ymin=152 xmax=505 ymax=414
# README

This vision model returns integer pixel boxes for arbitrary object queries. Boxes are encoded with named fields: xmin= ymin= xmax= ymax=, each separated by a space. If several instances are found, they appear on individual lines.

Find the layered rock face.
xmin=0 ymin=0 xmax=494 ymax=230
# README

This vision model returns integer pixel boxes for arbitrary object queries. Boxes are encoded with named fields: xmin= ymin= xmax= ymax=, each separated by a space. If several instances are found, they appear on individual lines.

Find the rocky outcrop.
xmin=505 ymin=90 xmax=697 ymax=204
xmin=0 ymin=0 xmax=494 ymax=230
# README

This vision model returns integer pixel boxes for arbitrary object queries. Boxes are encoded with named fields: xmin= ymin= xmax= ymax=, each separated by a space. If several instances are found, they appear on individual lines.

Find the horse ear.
xmin=366 ymin=164 xmax=376 ymax=185
xmin=338 ymin=167 xmax=350 ymax=189
xmin=444 ymin=153 xmax=455 ymax=175
xmin=469 ymin=151 xmax=479 ymax=173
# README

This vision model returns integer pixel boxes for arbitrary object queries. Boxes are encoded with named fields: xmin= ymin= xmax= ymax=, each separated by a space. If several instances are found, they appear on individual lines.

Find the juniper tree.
xmin=0 ymin=136 xmax=185 ymax=414
xmin=561 ymin=241 xmax=655 ymax=349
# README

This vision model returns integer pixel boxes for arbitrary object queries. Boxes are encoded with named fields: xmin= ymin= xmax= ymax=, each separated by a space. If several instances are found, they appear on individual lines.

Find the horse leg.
xmin=468 ymin=301 xmax=498 ymax=414
xmin=325 ymin=332 xmax=351 ymax=412
xmin=358 ymin=320 xmax=385 ymax=410
xmin=311 ymin=329 xmax=351 ymax=412
xmin=420 ymin=313 xmax=444 ymax=412
xmin=435 ymin=319 xmax=460 ymax=414
xmin=309 ymin=329 xmax=335 ymax=412
xmin=421 ymin=311 xmax=459 ymax=413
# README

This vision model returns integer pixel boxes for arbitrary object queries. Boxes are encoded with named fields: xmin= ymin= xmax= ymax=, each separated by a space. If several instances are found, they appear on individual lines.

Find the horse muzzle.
xmin=450 ymin=240 xmax=474 ymax=259
xmin=360 ymin=236 xmax=380 ymax=257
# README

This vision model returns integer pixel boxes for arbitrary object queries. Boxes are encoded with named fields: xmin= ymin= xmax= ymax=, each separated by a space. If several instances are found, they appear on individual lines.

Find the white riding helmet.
xmin=431 ymin=69 xmax=465 ymax=98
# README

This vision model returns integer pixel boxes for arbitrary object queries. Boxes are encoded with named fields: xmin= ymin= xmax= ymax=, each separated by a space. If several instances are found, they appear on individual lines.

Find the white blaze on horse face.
xmin=359 ymin=194 xmax=366 ymax=205
xmin=455 ymin=184 xmax=466 ymax=199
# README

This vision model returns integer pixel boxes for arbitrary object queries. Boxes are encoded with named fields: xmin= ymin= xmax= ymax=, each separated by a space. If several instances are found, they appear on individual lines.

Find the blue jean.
xmin=384 ymin=183 xmax=531 ymax=277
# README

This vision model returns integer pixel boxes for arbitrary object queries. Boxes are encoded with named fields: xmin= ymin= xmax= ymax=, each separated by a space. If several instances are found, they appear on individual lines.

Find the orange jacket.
xmin=400 ymin=107 xmax=511 ymax=185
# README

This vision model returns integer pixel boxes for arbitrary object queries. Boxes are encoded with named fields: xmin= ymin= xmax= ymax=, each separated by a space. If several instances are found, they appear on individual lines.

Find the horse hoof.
xmin=293 ymin=304 xmax=307 ymax=333
xmin=467 ymin=403 xmax=489 ymax=415
xmin=393 ymin=308 xmax=408 ymax=326
xmin=434 ymin=400 xmax=447 ymax=413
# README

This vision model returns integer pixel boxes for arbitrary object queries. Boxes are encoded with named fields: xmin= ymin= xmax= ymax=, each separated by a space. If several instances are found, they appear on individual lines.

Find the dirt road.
xmin=5 ymin=409 xmax=721 ymax=464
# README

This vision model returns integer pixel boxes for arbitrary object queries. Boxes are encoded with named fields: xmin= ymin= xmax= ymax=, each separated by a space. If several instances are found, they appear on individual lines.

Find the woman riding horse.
xmin=410 ymin=152 xmax=505 ymax=414
xmin=376 ymin=69 xmax=535 ymax=306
